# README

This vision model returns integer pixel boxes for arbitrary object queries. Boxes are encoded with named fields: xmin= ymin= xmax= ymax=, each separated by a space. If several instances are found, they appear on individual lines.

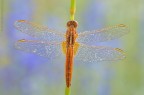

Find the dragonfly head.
xmin=67 ymin=20 xmax=78 ymax=28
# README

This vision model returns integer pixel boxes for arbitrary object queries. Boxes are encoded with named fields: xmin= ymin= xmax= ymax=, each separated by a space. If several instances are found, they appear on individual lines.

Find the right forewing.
xmin=77 ymin=24 xmax=129 ymax=44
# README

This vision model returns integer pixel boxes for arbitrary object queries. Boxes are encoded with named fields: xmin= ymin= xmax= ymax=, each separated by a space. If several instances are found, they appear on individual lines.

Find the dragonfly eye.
xmin=67 ymin=20 xmax=78 ymax=28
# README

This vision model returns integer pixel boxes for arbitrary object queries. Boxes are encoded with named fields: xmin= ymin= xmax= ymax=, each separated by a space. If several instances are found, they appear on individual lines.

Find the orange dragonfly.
xmin=14 ymin=20 xmax=129 ymax=88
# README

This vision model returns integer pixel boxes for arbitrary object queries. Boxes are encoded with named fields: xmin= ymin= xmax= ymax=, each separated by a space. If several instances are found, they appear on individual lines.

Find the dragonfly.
xmin=14 ymin=20 xmax=129 ymax=89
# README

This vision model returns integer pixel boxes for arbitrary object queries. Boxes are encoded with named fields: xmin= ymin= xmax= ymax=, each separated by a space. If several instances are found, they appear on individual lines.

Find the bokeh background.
xmin=0 ymin=0 xmax=144 ymax=95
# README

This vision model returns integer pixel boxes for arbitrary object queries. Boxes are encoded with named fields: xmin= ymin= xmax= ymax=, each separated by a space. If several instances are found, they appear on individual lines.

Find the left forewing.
xmin=14 ymin=20 xmax=65 ymax=42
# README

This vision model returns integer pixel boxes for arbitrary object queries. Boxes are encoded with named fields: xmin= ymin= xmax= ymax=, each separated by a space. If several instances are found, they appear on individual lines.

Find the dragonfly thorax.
xmin=66 ymin=21 xmax=78 ymax=47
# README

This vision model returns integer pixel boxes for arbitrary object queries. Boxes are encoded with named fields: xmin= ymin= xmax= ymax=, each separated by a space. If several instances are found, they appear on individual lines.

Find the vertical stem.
xmin=70 ymin=0 xmax=76 ymax=20
xmin=65 ymin=86 xmax=71 ymax=95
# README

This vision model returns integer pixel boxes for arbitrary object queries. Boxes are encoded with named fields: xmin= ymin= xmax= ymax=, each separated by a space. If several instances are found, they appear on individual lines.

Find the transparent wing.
xmin=77 ymin=24 xmax=129 ymax=44
xmin=14 ymin=20 xmax=65 ymax=42
xmin=15 ymin=39 xmax=64 ymax=58
xmin=75 ymin=43 xmax=125 ymax=63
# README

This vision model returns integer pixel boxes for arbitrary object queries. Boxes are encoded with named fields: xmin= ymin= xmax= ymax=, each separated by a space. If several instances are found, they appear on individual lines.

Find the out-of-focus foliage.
xmin=0 ymin=0 xmax=144 ymax=95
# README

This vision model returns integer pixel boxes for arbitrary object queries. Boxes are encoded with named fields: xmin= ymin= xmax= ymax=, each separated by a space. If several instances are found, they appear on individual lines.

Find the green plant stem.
xmin=65 ymin=86 xmax=71 ymax=95
xmin=70 ymin=0 xmax=76 ymax=20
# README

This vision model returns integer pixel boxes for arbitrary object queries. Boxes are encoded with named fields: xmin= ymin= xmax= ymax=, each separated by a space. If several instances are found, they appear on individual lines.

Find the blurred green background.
xmin=0 ymin=0 xmax=144 ymax=95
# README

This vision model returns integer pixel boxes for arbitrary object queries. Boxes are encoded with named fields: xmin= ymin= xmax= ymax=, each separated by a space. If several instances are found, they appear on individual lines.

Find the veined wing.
xmin=77 ymin=24 xmax=129 ymax=44
xmin=74 ymin=43 xmax=125 ymax=63
xmin=15 ymin=39 xmax=64 ymax=58
xmin=14 ymin=20 xmax=65 ymax=42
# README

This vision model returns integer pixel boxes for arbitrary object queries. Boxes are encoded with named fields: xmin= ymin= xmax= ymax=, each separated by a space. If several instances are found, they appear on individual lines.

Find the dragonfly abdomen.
xmin=65 ymin=46 xmax=74 ymax=88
